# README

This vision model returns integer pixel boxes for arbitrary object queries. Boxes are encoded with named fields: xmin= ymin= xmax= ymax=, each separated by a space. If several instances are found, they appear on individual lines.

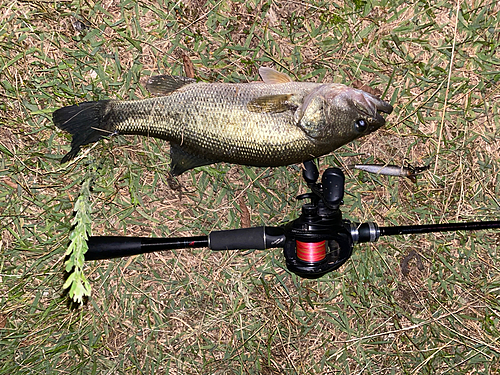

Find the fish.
xmin=53 ymin=67 xmax=393 ymax=175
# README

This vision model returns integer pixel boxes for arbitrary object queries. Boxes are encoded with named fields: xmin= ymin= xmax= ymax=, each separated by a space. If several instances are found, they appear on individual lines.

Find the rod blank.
xmin=379 ymin=220 xmax=500 ymax=237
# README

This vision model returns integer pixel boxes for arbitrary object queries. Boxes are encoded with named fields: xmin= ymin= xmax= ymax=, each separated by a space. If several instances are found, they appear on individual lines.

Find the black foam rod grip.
xmin=85 ymin=236 xmax=208 ymax=260
xmin=209 ymin=226 xmax=285 ymax=251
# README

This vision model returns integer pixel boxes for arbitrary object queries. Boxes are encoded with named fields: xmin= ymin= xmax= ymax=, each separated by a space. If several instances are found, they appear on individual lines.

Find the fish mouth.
xmin=372 ymin=105 xmax=392 ymax=128
xmin=375 ymin=98 xmax=394 ymax=115
xmin=352 ymin=90 xmax=393 ymax=129
xmin=375 ymin=100 xmax=393 ymax=128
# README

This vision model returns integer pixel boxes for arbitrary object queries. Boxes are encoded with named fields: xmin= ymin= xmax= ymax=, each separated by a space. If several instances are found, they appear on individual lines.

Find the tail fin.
xmin=53 ymin=100 xmax=114 ymax=163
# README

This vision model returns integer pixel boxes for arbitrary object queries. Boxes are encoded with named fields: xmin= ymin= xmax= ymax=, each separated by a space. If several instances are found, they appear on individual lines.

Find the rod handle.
xmin=209 ymin=226 xmax=285 ymax=250
xmin=85 ymin=236 xmax=208 ymax=260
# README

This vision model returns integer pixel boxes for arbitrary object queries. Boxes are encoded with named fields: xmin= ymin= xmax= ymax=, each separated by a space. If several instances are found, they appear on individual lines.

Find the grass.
xmin=1 ymin=0 xmax=499 ymax=373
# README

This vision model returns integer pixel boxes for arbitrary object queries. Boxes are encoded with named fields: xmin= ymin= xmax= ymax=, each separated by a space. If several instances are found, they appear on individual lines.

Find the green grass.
xmin=1 ymin=0 xmax=499 ymax=373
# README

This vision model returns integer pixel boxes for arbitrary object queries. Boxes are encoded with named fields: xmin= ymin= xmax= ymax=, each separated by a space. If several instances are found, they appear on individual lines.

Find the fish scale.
xmin=53 ymin=67 xmax=393 ymax=175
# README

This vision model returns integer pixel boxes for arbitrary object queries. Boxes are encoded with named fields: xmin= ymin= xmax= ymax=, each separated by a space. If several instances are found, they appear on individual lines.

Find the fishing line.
xmin=296 ymin=240 xmax=326 ymax=263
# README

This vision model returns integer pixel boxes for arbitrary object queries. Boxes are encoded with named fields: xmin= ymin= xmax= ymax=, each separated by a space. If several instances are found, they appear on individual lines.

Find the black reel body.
xmin=283 ymin=163 xmax=354 ymax=279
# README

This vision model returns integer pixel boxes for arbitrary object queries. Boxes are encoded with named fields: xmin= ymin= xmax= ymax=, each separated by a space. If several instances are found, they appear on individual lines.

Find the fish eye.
xmin=354 ymin=119 xmax=368 ymax=133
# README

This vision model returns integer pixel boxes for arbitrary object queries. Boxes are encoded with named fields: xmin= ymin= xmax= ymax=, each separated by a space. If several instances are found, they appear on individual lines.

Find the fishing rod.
xmin=85 ymin=161 xmax=500 ymax=279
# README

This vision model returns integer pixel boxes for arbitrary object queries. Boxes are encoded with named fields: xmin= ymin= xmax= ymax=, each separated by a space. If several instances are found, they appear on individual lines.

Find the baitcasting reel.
xmin=283 ymin=162 xmax=354 ymax=278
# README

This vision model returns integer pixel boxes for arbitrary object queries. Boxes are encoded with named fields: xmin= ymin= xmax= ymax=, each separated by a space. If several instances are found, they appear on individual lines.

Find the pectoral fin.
xmin=170 ymin=143 xmax=216 ymax=175
xmin=258 ymin=67 xmax=293 ymax=84
xmin=146 ymin=75 xmax=196 ymax=96
xmin=247 ymin=94 xmax=295 ymax=113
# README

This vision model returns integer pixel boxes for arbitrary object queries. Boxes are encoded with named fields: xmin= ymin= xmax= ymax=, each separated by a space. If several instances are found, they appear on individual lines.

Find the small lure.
xmin=350 ymin=163 xmax=430 ymax=183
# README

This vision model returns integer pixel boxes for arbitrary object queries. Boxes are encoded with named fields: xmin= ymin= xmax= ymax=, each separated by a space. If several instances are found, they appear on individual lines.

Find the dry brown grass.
xmin=1 ymin=0 xmax=499 ymax=374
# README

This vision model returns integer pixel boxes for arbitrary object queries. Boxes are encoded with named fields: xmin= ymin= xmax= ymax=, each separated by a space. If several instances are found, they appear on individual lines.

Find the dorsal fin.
xmin=258 ymin=67 xmax=293 ymax=84
xmin=146 ymin=75 xmax=196 ymax=96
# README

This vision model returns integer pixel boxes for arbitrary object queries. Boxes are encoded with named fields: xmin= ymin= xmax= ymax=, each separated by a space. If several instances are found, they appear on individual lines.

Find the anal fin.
xmin=170 ymin=143 xmax=216 ymax=175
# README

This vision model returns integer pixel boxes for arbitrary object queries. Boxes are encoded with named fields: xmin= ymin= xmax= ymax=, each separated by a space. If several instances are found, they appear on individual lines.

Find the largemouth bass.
xmin=53 ymin=67 xmax=393 ymax=175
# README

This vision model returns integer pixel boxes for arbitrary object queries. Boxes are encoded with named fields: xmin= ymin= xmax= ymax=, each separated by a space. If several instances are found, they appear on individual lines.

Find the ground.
xmin=0 ymin=0 xmax=499 ymax=374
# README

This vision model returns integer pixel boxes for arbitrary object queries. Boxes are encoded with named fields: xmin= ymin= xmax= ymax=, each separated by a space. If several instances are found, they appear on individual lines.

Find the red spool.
xmin=296 ymin=240 xmax=326 ymax=263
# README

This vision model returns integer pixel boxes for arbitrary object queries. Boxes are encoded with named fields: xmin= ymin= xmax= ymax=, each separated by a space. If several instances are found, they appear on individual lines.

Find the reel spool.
xmin=296 ymin=240 xmax=327 ymax=263
xmin=284 ymin=233 xmax=353 ymax=279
